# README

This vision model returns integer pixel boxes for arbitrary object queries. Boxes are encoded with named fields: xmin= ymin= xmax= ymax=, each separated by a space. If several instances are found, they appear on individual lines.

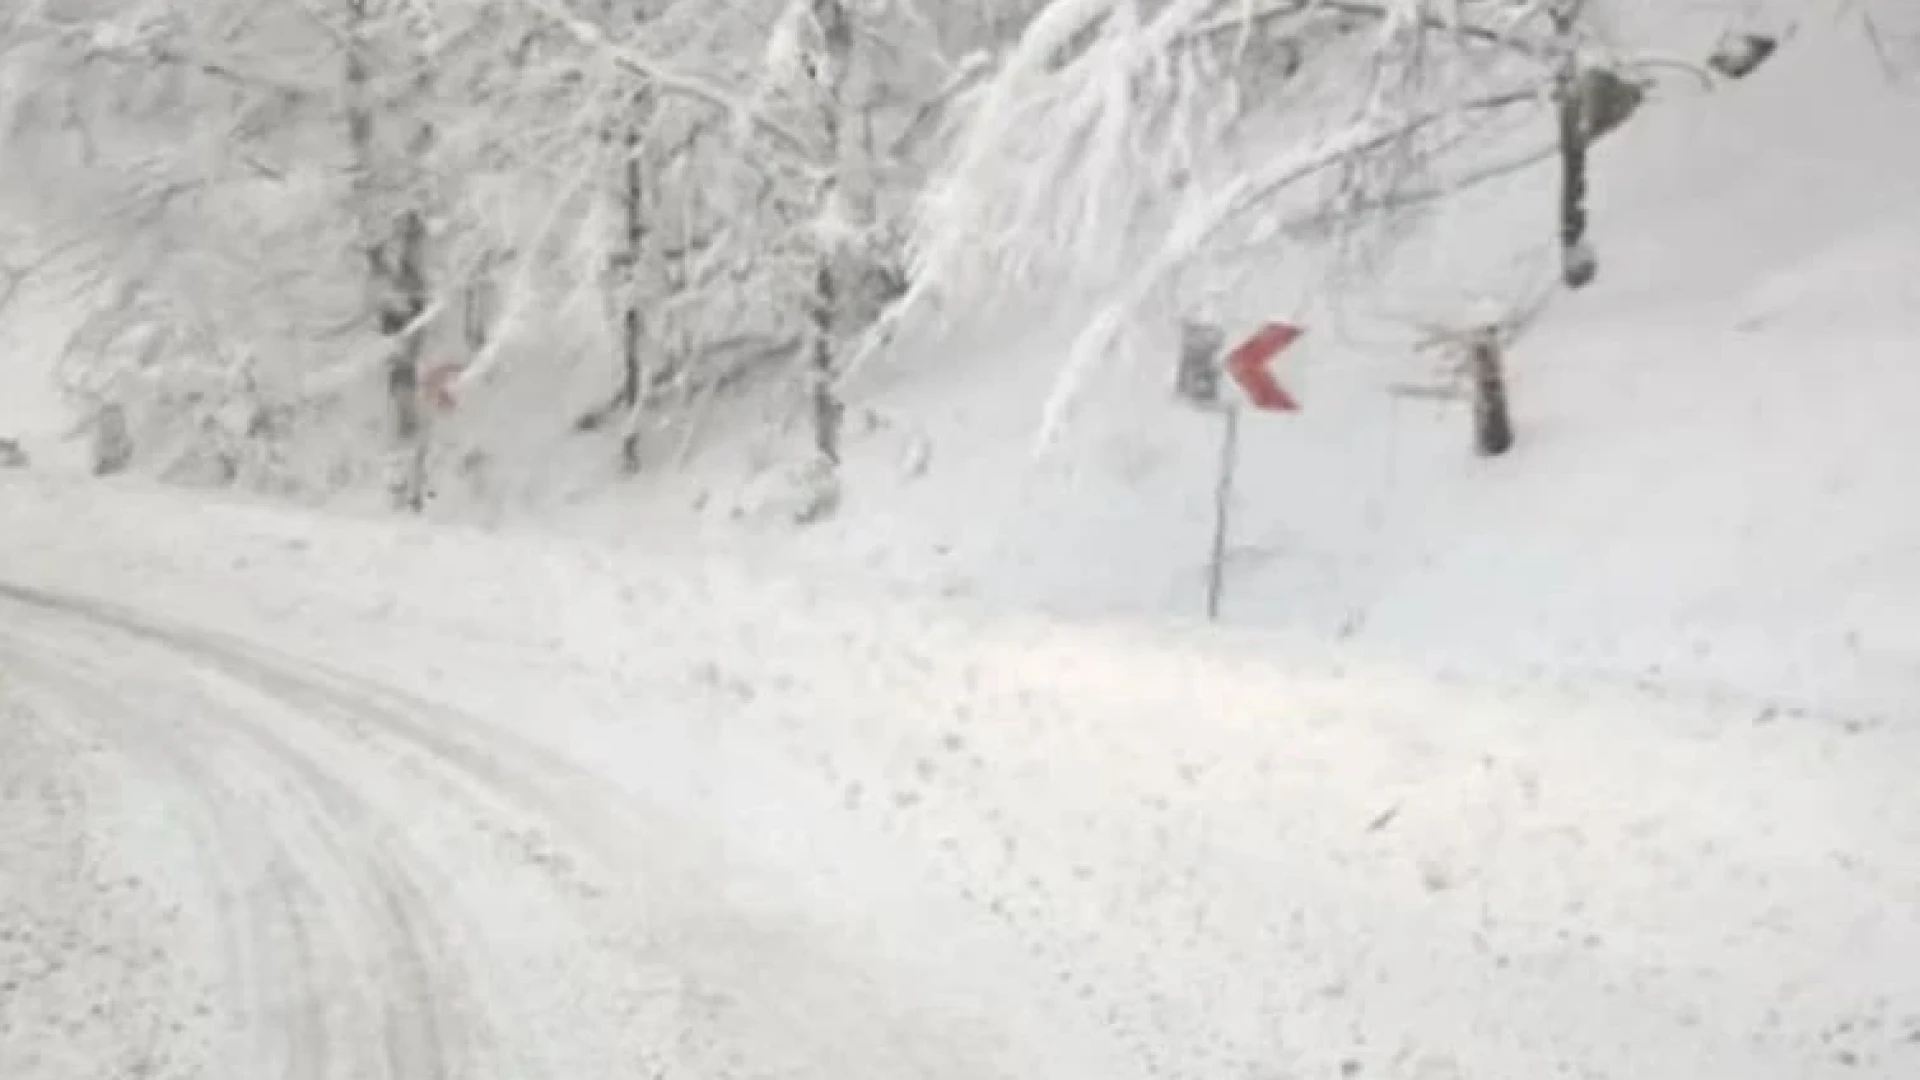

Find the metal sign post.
xmin=1205 ymin=403 xmax=1240 ymax=620
xmin=1176 ymin=320 xmax=1304 ymax=622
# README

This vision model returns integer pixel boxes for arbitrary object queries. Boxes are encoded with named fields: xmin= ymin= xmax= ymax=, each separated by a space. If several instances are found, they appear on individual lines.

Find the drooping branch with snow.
xmin=889 ymin=0 xmax=1591 ymax=441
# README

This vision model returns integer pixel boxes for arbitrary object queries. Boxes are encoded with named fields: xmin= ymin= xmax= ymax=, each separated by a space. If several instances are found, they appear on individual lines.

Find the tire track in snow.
xmin=0 ymin=663 xmax=216 ymax=1079
xmin=2 ymin=661 xmax=328 ymax=1077
xmin=0 ymin=581 xmax=1049 ymax=1080
xmin=0 ymin=589 xmax=472 ymax=1080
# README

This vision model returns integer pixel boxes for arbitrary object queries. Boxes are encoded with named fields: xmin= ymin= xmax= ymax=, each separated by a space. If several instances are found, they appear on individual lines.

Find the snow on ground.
xmin=532 ymin=13 xmax=1920 ymax=723
xmin=5 ymin=6 xmax=1920 ymax=1079
xmin=4 ymin=470 xmax=1920 ymax=1078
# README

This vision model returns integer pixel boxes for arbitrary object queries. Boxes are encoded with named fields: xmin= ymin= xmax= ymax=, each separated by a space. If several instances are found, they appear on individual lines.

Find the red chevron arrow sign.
xmin=1224 ymin=321 xmax=1302 ymax=411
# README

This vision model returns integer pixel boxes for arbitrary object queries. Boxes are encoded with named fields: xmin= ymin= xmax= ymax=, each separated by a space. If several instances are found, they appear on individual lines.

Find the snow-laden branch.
xmin=887 ymin=48 xmax=995 ymax=158
xmin=444 ymin=149 xmax=607 ymax=397
xmin=903 ymin=0 xmax=1216 ymax=313
xmin=1029 ymin=80 xmax=1544 ymax=444
xmin=1315 ymin=0 xmax=1557 ymax=57
xmin=296 ymin=298 xmax=447 ymax=399
xmin=883 ymin=0 xmax=1572 ymax=340
xmin=513 ymin=0 xmax=827 ymax=174
xmin=1182 ymin=0 xmax=1556 ymax=57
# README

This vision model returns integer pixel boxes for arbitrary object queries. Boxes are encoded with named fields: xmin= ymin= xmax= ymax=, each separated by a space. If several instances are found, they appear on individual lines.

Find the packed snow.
xmin=4 ymin=472 xmax=1919 ymax=1078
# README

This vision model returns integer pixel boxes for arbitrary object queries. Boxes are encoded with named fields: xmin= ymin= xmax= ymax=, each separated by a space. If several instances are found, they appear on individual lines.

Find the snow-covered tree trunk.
xmin=344 ymin=0 xmax=437 ymax=510
xmin=464 ymin=251 xmax=497 ymax=353
xmin=1553 ymin=0 xmax=1596 ymax=290
xmin=1469 ymin=327 xmax=1514 ymax=456
xmin=807 ymin=261 xmax=843 ymax=465
xmin=614 ymin=96 xmax=650 ymax=474
xmin=804 ymin=0 xmax=855 ymax=468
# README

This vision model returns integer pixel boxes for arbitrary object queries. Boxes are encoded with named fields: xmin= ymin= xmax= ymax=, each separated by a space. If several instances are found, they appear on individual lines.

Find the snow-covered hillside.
xmin=551 ymin=12 xmax=1920 ymax=721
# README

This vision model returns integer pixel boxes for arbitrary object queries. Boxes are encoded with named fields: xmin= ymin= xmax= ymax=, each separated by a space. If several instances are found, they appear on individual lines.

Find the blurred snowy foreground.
xmin=3 ymin=469 xmax=1918 ymax=1080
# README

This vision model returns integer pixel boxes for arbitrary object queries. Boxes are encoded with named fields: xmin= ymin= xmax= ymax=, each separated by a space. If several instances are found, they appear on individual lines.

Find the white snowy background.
xmin=3 ymin=0 xmax=1918 ymax=1078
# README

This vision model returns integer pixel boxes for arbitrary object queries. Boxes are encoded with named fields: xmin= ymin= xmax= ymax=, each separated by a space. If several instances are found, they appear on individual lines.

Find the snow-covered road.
xmin=4 ymin=477 xmax=1919 ymax=1079
xmin=0 ymin=582 xmax=1061 ymax=1080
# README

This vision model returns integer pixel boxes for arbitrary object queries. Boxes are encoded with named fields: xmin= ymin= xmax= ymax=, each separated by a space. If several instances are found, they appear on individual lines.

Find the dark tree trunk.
xmin=1555 ymin=69 xmax=1595 ymax=289
xmin=463 ymin=251 xmax=496 ymax=353
xmin=345 ymin=0 xmax=434 ymax=511
xmin=617 ymin=110 xmax=647 ymax=474
xmin=1554 ymin=4 xmax=1596 ymax=290
xmin=1469 ymin=329 xmax=1514 ymax=457
xmin=375 ymin=212 xmax=431 ymax=510
xmin=806 ymin=0 xmax=854 ymax=470
xmin=378 ymin=210 xmax=429 ymax=439
xmin=808 ymin=261 xmax=843 ymax=465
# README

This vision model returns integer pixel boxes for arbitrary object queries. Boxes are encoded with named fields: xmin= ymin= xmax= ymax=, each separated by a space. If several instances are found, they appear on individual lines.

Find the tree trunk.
xmin=805 ymin=0 xmax=855 ymax=470
xmin=1469 ymin=329 xmax=1514 ymax=457
xmin=1205 ymin=405 xmax=1240 ymax=621
xmin=344 ymin=0 xmax=434 ymax=511
xmin=463 ymin=250 xmax=496 ymax=353
xmin=808 ymin=260 xmax=842 ymax=464
xmin=380 ymin=208 xmax=430 ymax=508
xmin=616 ymin=106 xmax=647 ymax=474
xmin=1554 ymin=5 xmax=1596 ymax=290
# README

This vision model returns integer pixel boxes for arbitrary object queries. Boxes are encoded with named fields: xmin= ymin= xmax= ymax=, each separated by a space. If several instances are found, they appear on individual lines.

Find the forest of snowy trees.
xmin=0 ymin=1 xmax=1807 ymax=511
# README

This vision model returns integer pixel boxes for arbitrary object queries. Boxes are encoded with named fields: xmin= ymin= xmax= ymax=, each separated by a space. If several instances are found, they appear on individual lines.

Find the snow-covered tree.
xmin=0 ymin=0 xmax=1025 ymax=510
xmin=0 ymin=0 xmax=1840 ymax=504
xmin=1 ymin=2 xmax=357 ymax=487
xmin=884 ymin=0 xmax=1625 ymax=442
xmin=517 ymin=0 xmax=964 ymax=507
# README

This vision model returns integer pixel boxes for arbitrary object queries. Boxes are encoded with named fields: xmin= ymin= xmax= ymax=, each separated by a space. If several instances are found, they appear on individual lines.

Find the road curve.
xmin=0 ymin=583 xmax=1032 ymax=1080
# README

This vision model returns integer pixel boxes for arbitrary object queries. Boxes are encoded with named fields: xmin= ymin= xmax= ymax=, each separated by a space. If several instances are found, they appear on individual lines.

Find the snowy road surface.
xmin=0 ymin=582 xmax=1076 ymax=1080
xmin=3 ymin=480 xmax=1919 ymax=1079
